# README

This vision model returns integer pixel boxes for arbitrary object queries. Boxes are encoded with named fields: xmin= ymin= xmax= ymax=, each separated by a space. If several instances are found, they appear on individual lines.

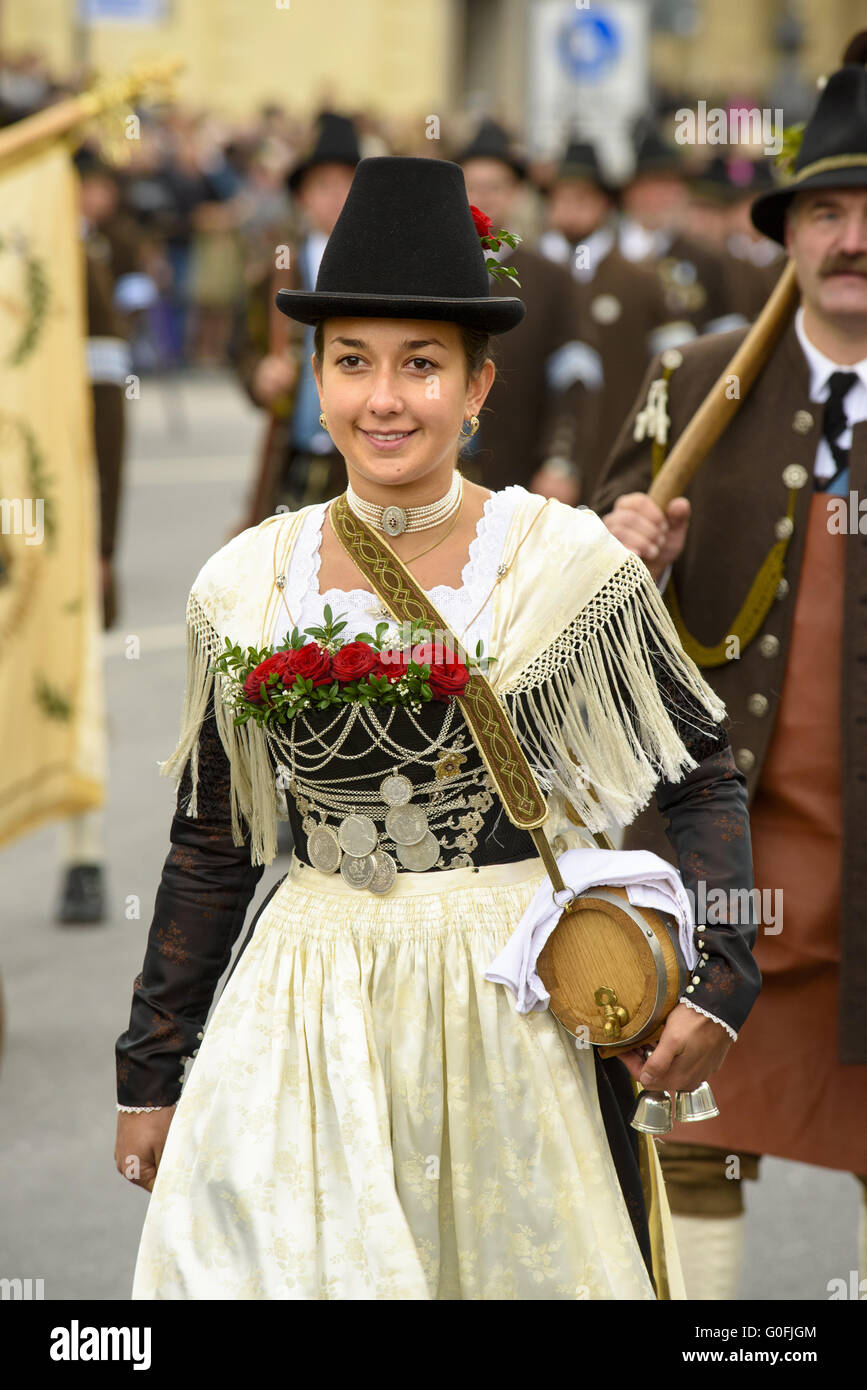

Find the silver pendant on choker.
xmin=382 ymin=505 xmax=407 ymax=537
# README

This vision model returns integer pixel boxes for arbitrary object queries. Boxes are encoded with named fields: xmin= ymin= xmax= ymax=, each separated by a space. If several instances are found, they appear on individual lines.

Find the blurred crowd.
xmin=2 ymin=51 xmax=786 ymax=380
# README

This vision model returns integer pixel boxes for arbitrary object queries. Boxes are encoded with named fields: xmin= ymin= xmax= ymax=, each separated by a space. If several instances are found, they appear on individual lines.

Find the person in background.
xmin=539 ymin=139 xmax=694 ymax=504
xmin=685 ymin=154 xmax=786 ymax=322
xmin=233 ymin=111 xmax=361 ymax=527
xmin=593 ymin=53 xmax=867 ymax=1299
xmin=618 ymin=128 xmax=739 ymax=336
xmin=456 ymin=118 xmax=593 ymax=504
xmin=55 ymin=151 xmax=135 ymax=924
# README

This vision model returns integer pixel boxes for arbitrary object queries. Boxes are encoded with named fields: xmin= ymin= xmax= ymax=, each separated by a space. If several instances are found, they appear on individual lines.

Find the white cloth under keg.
xmin=484 ymin=847 xmax=697 ymax=1014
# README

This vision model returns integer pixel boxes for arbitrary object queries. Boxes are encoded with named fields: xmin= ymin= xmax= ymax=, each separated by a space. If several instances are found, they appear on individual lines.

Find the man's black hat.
xmin=551 ymin=139 xmax=612 ymax=194
xmin=751 ymin=59 xmax=867 ymax=244
xmin=631 ymin=128 xmax=683 ymax=179
xmin=691 ymin=154 xmax=775 ymax=203
xmin=275 ymin=156 xmax=526 ymax=334
xmin=287 ymin=110 xmax=361 ymax=194
xmin=454 ymin=117 xmax=527 ymax=181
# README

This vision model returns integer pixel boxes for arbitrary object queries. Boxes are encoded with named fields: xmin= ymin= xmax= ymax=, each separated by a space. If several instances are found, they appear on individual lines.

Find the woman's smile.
xmin=357 ymin=425 xmax=419 ymax=451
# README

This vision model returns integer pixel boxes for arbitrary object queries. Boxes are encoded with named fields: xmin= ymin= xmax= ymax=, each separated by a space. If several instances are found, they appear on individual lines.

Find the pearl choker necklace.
xmin=345 ymin=472 xmax=462 ymax=537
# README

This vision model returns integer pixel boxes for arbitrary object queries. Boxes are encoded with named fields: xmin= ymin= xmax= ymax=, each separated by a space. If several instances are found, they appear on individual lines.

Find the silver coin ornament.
xmin=340 ymin=853 xmax=376 ymax=889
xmin=368 ymin=850 xmax=398 ymax=894
xmin=338 ymin=814 xmax=378 ymax=857
xmin=307 ymin=824 xmax=342 ymax=874
xmin=385 ymin=804 xmax=428 ymax=846
xmin=380 ymin=773 xmax=412 ymax=807
xmin=396 ymin=830 xmax=441 ymax=872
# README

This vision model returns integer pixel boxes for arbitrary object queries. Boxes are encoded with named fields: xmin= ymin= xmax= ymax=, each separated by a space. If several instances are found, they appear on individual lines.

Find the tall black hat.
xmin=691 ymin=154 xmax=775 ymax=203
xmin=631 ymin=128 xmax=683 ymax=179
xmin=275 ymin=156 xmax=526 ymax=334
xmin=751 ymin=57 xmax=867 ymax=243
xmin=551 ymin=139 xmax=612 ymax=195
xmin=454 ymin=117 xmax=527 ymax=181
xmin=287 ymin=110 xmax=361 ymax=194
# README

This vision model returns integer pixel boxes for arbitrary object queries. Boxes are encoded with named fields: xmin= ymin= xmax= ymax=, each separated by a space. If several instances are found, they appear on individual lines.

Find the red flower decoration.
xmin=372 ymin=650 xmax=410 ymax=683
xmin=281 ymin=642 xmax=333 ymax=688
xmin=331 ymin=641 xmax=379 ymax=684
xmin=243 ymin=654 xmax=289 ymax=704
xmin=469 ymin=203 xmax=500 ymax=248
xmin=412 ymin=642 xmax=470 ymax=701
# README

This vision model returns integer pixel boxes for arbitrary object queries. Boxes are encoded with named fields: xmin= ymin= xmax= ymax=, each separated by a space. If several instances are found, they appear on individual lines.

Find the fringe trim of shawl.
xmin=157 ymin=589 xmax=280 ymax=867
xmin=498 ymin=550 xmax=727 ymax=834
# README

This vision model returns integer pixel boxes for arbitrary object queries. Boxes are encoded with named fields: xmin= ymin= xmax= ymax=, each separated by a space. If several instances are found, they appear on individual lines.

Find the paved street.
xmin=0 ymin=370 xmax=861 ymax=1301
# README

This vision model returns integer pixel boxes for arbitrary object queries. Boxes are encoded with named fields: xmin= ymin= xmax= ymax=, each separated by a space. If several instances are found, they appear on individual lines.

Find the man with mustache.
xmin=593 ymin=52 xmax=867 ymax=1299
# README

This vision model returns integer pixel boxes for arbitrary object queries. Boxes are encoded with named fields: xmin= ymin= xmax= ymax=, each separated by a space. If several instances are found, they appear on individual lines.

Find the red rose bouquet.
xmin=210 ymin=607 xmax=494 ymax=728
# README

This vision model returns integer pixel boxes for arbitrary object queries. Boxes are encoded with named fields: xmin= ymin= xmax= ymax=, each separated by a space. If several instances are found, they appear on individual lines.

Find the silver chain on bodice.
xmin=264 ymin=701 xmax=501 ymax=893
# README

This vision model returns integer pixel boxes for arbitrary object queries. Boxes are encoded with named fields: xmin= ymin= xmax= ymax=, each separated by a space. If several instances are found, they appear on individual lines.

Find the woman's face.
xmin=312 ymin=317 xmax=494 ymax=491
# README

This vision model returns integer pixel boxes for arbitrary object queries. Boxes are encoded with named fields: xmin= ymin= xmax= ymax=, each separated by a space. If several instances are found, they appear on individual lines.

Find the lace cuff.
xmin=678 ymin=996 xmax=738 ymax=1042
xmin=117 ymin=1103 xmax=167 ymax=1113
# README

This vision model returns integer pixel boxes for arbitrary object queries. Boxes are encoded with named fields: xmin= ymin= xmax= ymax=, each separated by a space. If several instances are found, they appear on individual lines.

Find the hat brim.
xmin=274 ymin=288 xmax=526 ymax=333
xmin=751 ymin=164 xmax=867 ymax=243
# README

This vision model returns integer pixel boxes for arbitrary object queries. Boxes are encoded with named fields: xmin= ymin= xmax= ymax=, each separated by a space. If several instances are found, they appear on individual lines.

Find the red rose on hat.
xmin=469 ymin=203 xmax=500 ymax=248
xmin=281 ymin=642 xmax=333 ymax=687
xmin=331 ymin=641 xmax=379 ymax=684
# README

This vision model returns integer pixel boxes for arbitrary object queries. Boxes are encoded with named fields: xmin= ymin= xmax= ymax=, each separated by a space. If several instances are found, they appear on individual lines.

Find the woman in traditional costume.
xmin=115 ymin=157 xmax=760 ymax=1300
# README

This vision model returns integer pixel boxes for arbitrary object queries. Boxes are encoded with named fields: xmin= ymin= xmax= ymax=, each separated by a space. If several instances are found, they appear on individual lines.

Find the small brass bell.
xmin=673 ymin=1081 xmax=720 ymax=1122
xmin=630 ymin=1090 xmax=673 ymax=1134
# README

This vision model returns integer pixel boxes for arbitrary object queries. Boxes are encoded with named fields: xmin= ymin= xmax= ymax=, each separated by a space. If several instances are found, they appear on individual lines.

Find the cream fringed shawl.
xmin=158 ymin=490 xmax=725 ymax=867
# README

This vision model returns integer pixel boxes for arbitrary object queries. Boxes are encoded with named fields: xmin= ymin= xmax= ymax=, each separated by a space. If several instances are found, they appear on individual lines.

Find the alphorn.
xmin=648 ymin=258 xmax=799 ymax=509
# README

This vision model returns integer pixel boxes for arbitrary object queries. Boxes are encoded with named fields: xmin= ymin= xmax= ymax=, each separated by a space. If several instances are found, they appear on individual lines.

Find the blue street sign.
xmin=556 ymin=10 xmax=622 ymax=81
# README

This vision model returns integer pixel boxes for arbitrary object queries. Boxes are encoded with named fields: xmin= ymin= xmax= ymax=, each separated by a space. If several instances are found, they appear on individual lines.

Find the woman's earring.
xmin=461 ymin=415 xmax=480 ymax=438
xmin=319 ymin=412 xmax=328 ymax=431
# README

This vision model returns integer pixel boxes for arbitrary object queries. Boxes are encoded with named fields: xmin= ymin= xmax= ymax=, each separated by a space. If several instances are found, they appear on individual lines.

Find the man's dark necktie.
xmin=816 ymin=370 xmax=859 ymax=492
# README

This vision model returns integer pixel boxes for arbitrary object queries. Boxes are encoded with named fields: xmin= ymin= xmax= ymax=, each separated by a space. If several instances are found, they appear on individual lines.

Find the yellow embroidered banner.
xmin=0 ymin=141 xmax=106 ymax=848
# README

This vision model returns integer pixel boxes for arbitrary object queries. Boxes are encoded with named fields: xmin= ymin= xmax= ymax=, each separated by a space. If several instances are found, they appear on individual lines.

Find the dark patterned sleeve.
xmin=649 ymin=655 xmax=762 ymax=1039
xmin=115 ymin=695 xmax=265 ymax=1108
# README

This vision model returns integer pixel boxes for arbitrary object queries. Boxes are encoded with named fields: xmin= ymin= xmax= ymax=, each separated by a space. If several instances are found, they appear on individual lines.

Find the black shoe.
xmin=56 ymin=863 xmax=105 ymax=924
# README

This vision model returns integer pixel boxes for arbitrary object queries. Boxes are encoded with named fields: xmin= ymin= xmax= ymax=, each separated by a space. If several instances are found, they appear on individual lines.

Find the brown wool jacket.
xmin=592 ymin=318 xmax=867 ymax=1063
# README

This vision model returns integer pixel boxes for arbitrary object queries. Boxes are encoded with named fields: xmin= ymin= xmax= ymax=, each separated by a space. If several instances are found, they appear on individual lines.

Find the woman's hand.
xmin=115 ymin=1107 xmax=176 ymax=1193
xmin=616 ymin=1003 xmax=732 ymax=1094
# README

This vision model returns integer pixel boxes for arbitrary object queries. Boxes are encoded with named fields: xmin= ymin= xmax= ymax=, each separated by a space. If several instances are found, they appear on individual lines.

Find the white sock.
xmin=59 ymin=808 xmax=104 ymax=867
xmin=671 ymin=1212 xmax=744 ymax=1300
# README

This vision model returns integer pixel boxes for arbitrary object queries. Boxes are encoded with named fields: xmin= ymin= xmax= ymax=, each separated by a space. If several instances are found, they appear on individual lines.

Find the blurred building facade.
xmin=4 ymin=0 xmax=867 ymax=155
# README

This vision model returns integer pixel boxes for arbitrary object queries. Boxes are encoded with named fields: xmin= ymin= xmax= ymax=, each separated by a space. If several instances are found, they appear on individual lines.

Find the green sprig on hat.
xmin=774 ymin=122 xmax=806 ymax=179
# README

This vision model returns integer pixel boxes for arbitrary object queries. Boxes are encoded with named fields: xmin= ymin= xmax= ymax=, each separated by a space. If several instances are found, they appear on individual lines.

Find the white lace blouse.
xmin=269 ymin=486 xmax=524 ymax=658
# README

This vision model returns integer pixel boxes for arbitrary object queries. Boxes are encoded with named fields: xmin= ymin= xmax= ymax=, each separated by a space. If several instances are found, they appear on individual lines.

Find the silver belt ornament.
xmin=306 ymin=771 xmax=441 ymax=892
